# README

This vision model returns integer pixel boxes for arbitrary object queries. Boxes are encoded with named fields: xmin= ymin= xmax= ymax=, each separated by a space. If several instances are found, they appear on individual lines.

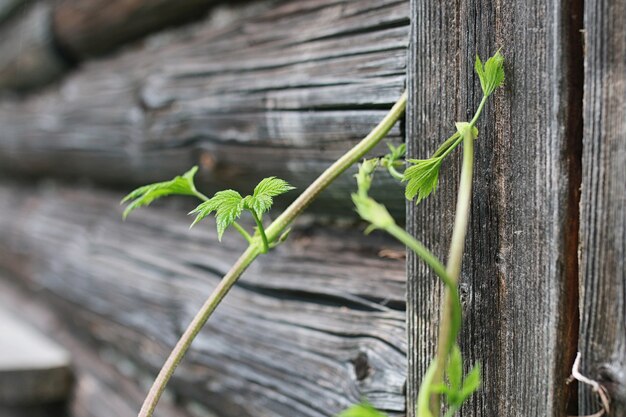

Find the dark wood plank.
xmin=578 ymin=0 xmax=626 ymax=414
xmin=0 ymin=0 xmax=408 ymax=214
xmin=0 ymin=276 xmax=195 ymax=417
xmin=52 ymin=0 xmax=216 ymax=59
xmin=0 ymin=2 xmax=68 ymax=90
xmin=406 ymin=1 xmax=583 ymax=415
xmin=0 ymin=306 xmax=72 ymax=413
xmin=0 ymin=180 xmax=407 ymax=417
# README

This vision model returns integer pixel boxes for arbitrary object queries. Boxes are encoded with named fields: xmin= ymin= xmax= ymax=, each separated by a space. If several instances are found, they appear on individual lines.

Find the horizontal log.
xmin=0 ymin=0 xmax=26 ymax=23
xmin=0 ymin=0 xmax=408 ymax=214
xmin=0 ymin=3 xmax=68 ymax=90
xmin=0 ymin=277 xmax=194 ymax=417
xmin=0 ymin=181 xmax=407 ymax=417
xmin=52 ymin=0 xmax=216 ymax=59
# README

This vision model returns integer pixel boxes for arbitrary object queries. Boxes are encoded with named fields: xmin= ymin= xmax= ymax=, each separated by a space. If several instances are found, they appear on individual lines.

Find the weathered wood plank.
xmin=0 ymin=0 xmax=408 ymax=214
xmin=578 ymin=0 xmax=626 ymax=414
xmin=0 ymin=277 xmax=195 ymax=417
xmin=406 ymin=1 xmax=583 ymax=416
xmin=0 ymin=2 xmax=68 ymax=90
xmin=52 ymin=0 xmax=216 ymax=59
xmin=0 ymin=180 xmax=407 ymax=417
xmin=0 ymin=306 xmax=72 ymax=405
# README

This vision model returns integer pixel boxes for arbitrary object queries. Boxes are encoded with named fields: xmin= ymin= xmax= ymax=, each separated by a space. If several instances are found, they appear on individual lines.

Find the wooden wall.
xmin=0 ymin=0 xmax=624 ymax=416
xmin=406 ymin=0 xmax=623 ymax=416
xmin=578 ymin=0 xmax=626 ymax=415
xmin=0 ymin=0 xmax=409 ymax=416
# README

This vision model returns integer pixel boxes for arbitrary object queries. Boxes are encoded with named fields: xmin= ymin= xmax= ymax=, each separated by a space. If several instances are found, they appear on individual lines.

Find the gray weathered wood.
xmin=406 ymin=1 xmax=583 ymax=415
xmin=0 ymin=0 xmax=407 ymax=214
xmin=578 ymin=0 xmax=626 ymax=414
xmin=0 ymin=2 xmax=68 ymax=90
xmin=0 ymin=181 xmax=407 ymax=417
xmin=52 ymin=0 xmax=216 ymax=59
xmin=0 ymin=276 xmax=195 ymax=417
xmin=0 ymin=0 xmax=27 ymax=23
xmin=0 ymin=306 xmax=72 ymax=417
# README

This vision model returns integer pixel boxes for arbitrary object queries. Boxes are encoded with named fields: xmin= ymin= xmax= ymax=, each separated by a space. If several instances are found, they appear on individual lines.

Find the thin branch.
xmin=137 ymin=91 xmax=407 ymax=417
xmin=568 ymin=352 xmax=611 ymax=417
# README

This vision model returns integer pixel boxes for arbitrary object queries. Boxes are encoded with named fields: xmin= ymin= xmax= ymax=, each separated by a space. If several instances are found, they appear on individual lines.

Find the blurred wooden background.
xmin=0 ymin=0 xmax=624 ymax=417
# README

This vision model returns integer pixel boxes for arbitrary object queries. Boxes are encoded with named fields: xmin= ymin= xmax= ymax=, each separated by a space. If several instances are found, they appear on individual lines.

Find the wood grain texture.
xmin=0 ymin=2 xmax=68 ymax=90
xmin=0 ymin=276 xmax=195 ymax=417
xmin=0 ymin=181 xmax=407 ymax=417
xmin=579 ymin=0 xmax=626 ymax=414
xmin=52 ymin=0 xmax=216 ymax=59
xmin=406 ymin=1 xmax=583 ymax=416
xmin=0 ymin=0 xmax=408 ymax=214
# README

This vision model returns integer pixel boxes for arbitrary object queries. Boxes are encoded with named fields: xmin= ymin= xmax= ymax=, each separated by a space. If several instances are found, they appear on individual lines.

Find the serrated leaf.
xmin=447 ymin=344 xmax=463 ymax=392
xmin=475 ymin=50 xmax=505 ymax=96
xmin=458 ymin=363 xmax=481 ymax=404
xmin=246 ymin=177 xmax=295 ymax=217
xmin=337 ymin=402 xmax=388 ymax=417
xmin=189 ymin=190 xmax=244 ymax=240
xmin=121 ymin=166 xmax=199 ymax=219
xmin=403 ymin=157 xmax=442 ymax=204
xmin=386 ymin=142 xmax=406 ymax=161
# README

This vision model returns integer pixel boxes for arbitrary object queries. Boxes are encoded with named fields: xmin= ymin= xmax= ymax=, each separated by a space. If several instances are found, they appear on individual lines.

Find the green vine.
xmin=122 ymin=92 xmax=408 ymax=417
xmin=344 ymin=50 xmax=504 ymax=417
xmin=121 ymin=49 xmax=504 ymax=417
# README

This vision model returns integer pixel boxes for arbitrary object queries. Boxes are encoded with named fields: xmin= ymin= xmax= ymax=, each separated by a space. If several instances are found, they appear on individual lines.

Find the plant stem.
xmin=231 ymin=222 xmax=253 ymax=244
xmin=387 ymin=164 xmax=405 ymax=181
xmin=192 ymin=190 xmax=210 ymax=201
xmin=432 ymin=132 xmax=460 ymax=158
xmin=251 ymin=210 xmax=270 ymax=253
xmin=265 ymin=92 xmax=407 ymax=242
xmin=138 ymin=244 xmax=261 ymax=417
xmin=137 ymin=91 xmax=407 ymax=417
xmin=431 ymin=125 xmax=475 ymax=416
xmin=430 ymin=94 xmax=487 ymax=160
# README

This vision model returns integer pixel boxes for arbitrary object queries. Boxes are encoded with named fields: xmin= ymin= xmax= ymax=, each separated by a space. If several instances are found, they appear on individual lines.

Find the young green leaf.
xmin=337 ymin=402 xmax=388 ymax=417
xmin=244 ymin=176 xmax=295 ymax=217
xmin=403 ymin=157 xmax=442 ymax=204
xmin=121 ymin=166 xmax=200 ymax=219
xmin=352 ymin=193 xmax=395 ymax=233
xmin=475 ymin=50 xmax=505 ymax=97
xmin=355 ymin=159 xmax=379 ymax=197
xmin=384 ymin=142 xmax=406 ymax=163
xmin=458 ymin=363 xmax=481 ymax=403
xmin=447 ymin=344 xmax=464 ymax=392
xmin=189 ymin=190 xmax=244 ymax=240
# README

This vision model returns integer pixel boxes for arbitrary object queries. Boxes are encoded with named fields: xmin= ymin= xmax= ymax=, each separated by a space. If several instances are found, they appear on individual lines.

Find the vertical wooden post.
xmin=406 ymin=1 xmax=583 ymax=415
xmin=579 ymin=0 xmax=626 ymax=415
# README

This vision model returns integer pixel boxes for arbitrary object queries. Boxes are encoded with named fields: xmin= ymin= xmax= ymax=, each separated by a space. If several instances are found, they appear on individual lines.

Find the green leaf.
xmin=245 ymin=177 xmax=295 ymax=217
xmin=189 ymin=190 xmax=244 ymax=240
xmin=386 ymin=142 xmax=406 ymax=162
xmin=337 ymin=403 xmax=388 ymax=417
xmin=458 ymin=363 xmax=481 ymax=403
xmin=355 ymin=159 xmax=379 ymax=197
xmin=475 ymin=50 xmax=505 ymax=97
xmin=121 ymin=166 xmax=199 ymax=219
xmin=403 ymin=157 xmax=442 ymax=204
xmin=416 ymin=360 xmax=437 ymax=417
xmin=447 ymin=344 xmax=463 ymax=392
xmin=352 ymin=193 xmax=395 ymax=232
